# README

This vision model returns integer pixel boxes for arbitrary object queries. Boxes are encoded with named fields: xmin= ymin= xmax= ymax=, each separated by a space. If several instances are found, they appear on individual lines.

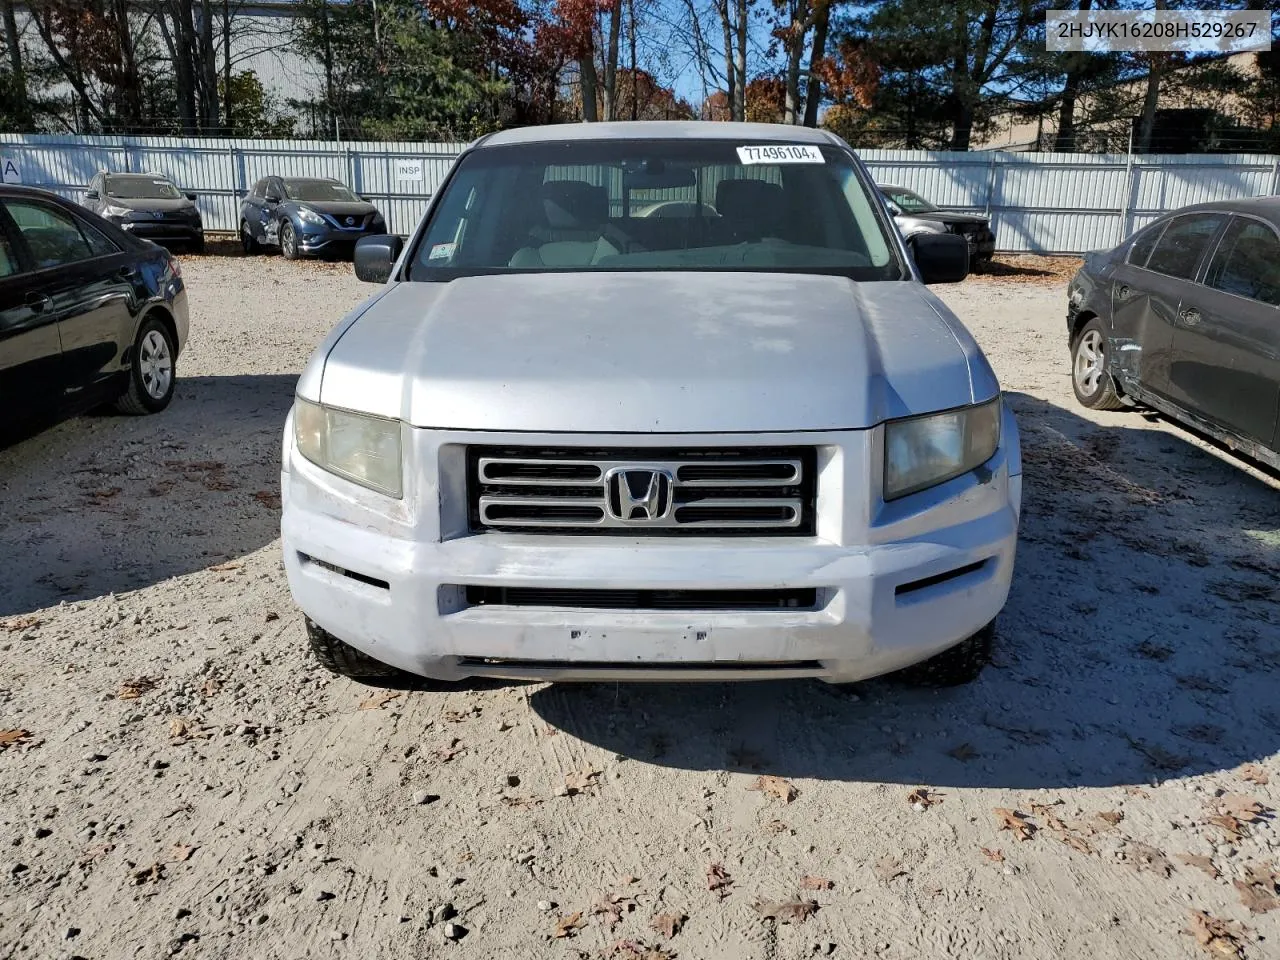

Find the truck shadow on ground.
xmin=0 ymin=374 xmax=294 ymax=617
xmin=528 ymin=392 xmax=1280 ymax=790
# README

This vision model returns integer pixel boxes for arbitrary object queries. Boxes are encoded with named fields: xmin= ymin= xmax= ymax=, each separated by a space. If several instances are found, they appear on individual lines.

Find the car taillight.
xmin=168 ymin=255 xmax=181 ymax=278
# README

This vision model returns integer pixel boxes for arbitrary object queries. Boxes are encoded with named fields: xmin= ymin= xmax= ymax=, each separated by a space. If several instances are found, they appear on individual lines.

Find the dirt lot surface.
xmin=2 ymin=253 xmax=1278 ymax=960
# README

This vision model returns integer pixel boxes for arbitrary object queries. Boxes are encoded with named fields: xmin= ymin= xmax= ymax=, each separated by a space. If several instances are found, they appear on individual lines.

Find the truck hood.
xmin=316 ymin=272 xmax=996 ymax=433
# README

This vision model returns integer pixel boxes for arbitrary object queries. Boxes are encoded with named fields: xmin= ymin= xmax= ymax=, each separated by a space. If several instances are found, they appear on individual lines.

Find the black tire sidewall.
xmin=240 ymin=220 xmax=257 ymax=254
xmin=130 ymin=317 xmax=177 ymax=413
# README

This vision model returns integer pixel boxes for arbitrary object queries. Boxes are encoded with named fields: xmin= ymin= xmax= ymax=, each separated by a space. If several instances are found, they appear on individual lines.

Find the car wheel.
xmin=1071 ymin=317 xmax=1123 ymax=410
xmin=115 ymin=315 xmax=177 ymax=415
xmin=894 ymin=621 xmax=994 ymax=687
xmin=191 ymin=233 xmax=205 ymax=255
xmin=280 ymin=222 xmax=300 ymax=260
xmin=305 ymin=618 xmax=438 ymax=687
xmin=240 ymin=220 xmax=259 ymax=255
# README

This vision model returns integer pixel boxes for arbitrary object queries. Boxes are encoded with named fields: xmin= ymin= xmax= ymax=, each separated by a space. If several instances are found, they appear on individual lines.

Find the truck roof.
xmin=480 ymin=121 xmax=841 ymax=148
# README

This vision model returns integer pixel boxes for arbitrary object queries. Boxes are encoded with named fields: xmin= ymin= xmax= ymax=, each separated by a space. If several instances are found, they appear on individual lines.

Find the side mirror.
xmin=354 ymin=234 xmax=404 ymax=284
xmin=885 ymin=199 xmax=903 ymax=216
xmin=85 ymin=189 xmax=99 ymax=200
xmin=184 ymin=192 xmax=197 ymax=202
xmin=911 ymin=233 xmax=969 ymax=284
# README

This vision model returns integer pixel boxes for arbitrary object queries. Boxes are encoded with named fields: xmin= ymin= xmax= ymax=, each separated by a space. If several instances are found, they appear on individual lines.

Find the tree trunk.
xmin=580 ymin=54 xmax=599 ymax=121
xmin=112 ymin=0 xmax=144 ymax=131
xmin=320 ymin=0 xmax=335 ymax=136
xmin=1136 ymin=0 xmax=1167 ymax=152
xmin=0 ymin=0 xmax=29 ymax=127
xmin=716 ymin=0 xmax=735 ymax=120
xmin=733 ymin=0 xmax=746 ymax=121
xmin=1053 ymin=0 xmax=1092 ymax=152
xmin=197 ymin=0 xmax=220 ymax=129
xmin=784 ymin=39 xmax=805 ymax=124
xmin=801 ymin=1 xmax=829 ymax=128
xmin=223 ymin=0 xmax=232 ymax=131
xmin=601 ymin=0 xmax=621 ymax=120
xmin=628 ymin=0 xmax=637 ymax=120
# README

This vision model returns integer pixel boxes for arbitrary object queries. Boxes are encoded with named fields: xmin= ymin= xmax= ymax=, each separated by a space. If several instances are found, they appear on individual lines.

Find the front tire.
xmin=895 ymin=622 xmax=994 ymax=687
xmin=240 ymin=220 xmax=259 ymax=255
xmin=280 ymin=222 xmax=300 ymax=261
xmin=306 ymin=618 xmax=421 ymax=685
xmin=1071 ymin=318 xmax=1124 ymax=410
xmin=115 ymin=316 xmax=176 ymax=415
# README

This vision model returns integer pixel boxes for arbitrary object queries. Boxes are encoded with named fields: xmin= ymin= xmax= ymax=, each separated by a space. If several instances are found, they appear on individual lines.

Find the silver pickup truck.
xmin=280 ymin=122 xmax=1021 ymax=689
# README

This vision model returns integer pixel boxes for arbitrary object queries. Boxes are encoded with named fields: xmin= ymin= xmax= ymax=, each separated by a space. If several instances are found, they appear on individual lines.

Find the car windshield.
xmin=407 ymin=139 xmax=903 ymax=281
xmin=285 ymin=179 xmax=357 ymax=202
xmin=881 ymin=188 xmax=938 ymax=214
xmin=106 ymin=177 xmax=182 ymax=200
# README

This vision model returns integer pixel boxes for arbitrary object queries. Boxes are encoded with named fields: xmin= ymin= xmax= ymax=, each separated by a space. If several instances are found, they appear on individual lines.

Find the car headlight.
xmin=884 ymin=396 xmax=1001 ymax=500
xmin=906 ymin=220 xmax=948 ymax=237
xmin=296 ymin=208 xmax=326 ymax=226
xmin=102 ymin=204 xmax=132 ymax=218
xmin=294 ymin=397 xmax=403 ymax=498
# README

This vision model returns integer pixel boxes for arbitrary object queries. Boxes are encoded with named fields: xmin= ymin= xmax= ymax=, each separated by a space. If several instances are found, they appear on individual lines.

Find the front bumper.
xmin=118 ymin=219 xmax=203 ymax=242
xmin=281 ymin=414 xmax=1022 ymax=683
xmin=296 ymin=225 xmax=387 ymax=255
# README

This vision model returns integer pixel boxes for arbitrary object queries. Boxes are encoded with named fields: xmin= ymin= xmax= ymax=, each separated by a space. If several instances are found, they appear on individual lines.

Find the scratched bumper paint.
xmin=280 ymin=409 xmax=1021 ymax=683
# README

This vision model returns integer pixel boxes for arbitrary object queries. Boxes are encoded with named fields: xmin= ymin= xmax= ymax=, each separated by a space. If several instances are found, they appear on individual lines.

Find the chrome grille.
xmin=468 ymin=446 xmax=815 ymax=536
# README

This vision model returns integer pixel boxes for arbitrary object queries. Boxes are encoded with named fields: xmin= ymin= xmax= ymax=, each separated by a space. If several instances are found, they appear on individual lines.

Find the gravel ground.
xmin=1 ymin=253 xmax=1279 ymax=960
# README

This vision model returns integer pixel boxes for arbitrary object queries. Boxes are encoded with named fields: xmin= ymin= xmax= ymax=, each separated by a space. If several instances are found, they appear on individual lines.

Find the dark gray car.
xmin=83 ymin=172 xmax=204 ymax=252
xmin=238 ymin=176 xmax=385 ymax=260
xmin=879 ymin=184 xmax=995 ymax=267
xmin=1067 ymin=197 xmax=1280 ymax=470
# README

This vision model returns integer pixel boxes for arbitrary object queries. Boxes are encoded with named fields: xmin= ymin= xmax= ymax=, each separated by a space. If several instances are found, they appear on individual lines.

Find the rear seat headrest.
xmin=541 ymin=180 xmax=607 ymax=229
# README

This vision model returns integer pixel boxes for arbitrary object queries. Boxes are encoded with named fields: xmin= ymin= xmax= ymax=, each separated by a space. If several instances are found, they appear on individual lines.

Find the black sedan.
xmin=1067 ymin=197 xmax=1280 ymax=470
xmin=83 ymin=171 xmax=204 ymax=252
xmin=0 ymin=185 xmax=188 ymax=440
xmin=879 ymin=184 xmax=996 ymax=267
xmin=239 ymin=176 xmax=386 ymax=260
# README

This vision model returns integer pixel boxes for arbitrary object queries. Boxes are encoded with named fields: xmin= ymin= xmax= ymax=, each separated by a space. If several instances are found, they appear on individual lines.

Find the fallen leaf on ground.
xmin=746 ymin=775 xmax=798 ymax=803
xmin=500 ymin=795 xmax=542 ymax=810
xmin=564 ymin=767 xmax=601 ymax=795
xmin=980 ymin=847 xmax=1005 ymax=864
xmin=650 ymin=912 xmax=685 ymax=938
xmin=119 ymin=676 xmax=159 ymax=700
xmin=431 ymin=738 xmax=464 ymax=763
xmin=1177 ymin=854 xmax=1220 ymax=879
xmin=78 ymin=843 xmax=115 ymax=866
xmin=1234 ymin=863 xmax=1279 ymax=914
xmin=1125 ymin=841 xmax=1172 ymax=877
xmin=753 ymin=898 xmax=818 ymax=924
xmin=799 ymin=875 xmax=834 ymax=891
xmin=1221 ymin=794 xmax=1271 ymax=823
xmin=873 ymin=856 xmax=905 ymax=882
xmin=706 ymin=862 xmax=732 ymax=898
xmin=444 ymin=705 xmax=481 ymax=723
xmin=168 ymin=844 xmax=197 ymax=863
xmin=553 ymin=912 xmax=586 ymax=938
xmin=591 ymin=892 xmax=637 ymax=929
xmin=208 ymin=561 xmax=241 ymax=572
xmin=1061 ymin=834 xmax=1093 ymax=855
xmin=132 ymin=862 xmax=165 ymax=885
xmin=947 ymin=742 xmax=979 ymax=762
xmin=1241 ymin=764 xmax=1270 ymax=785
xmin=1185 ymin=909 xmax=1245 ymax=958
xmin=1124 ymin=786 xmax=1150 ymax=798
xmin=762 ymin=819 xmax=789 ymax=834
xmin=1095 ymin=810 xmax=1125 ymax=827
xmin=357 ymin=690 xmax=400 ymax=711
xmin=1206 ymin=814 xmax=1248 ymax=840
xmin=1 ymin=615 xmax=43 ymax=633
xmin=606 ymin=941 xmax=673 ymax=959
xmin=907 ymin=787 xmax=941 ymax=808
xmin=199 ymin=678 xmax=220 ymax=697
xmin=252 ymin=490 xmax=281 ymax=509
xmin=0 ymin=729 xmax=31 ymax=751
xmin=994 ymin=808 xmax=1035 ymax=841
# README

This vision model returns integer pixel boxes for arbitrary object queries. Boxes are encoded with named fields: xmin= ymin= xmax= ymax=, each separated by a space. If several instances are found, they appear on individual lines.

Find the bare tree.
xmin=0 ymin=0 xmax=30 ymax=125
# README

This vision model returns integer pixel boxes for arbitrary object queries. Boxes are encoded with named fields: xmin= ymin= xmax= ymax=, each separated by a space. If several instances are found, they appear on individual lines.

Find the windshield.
xmin=407 ymin=140 xmax=902 ymax=281
xmin=284 ymin=179 xmax=357 ymax=202
xmin=880 ymin=187 xmax=938 ymax=214
xmin=106 ymin=177 xmax=182 ymax=200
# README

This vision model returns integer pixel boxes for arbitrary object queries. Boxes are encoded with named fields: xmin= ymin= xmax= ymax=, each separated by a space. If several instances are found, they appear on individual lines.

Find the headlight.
xmin=884 ymin=397 xmax=1001 ymax=500
xmin=102 ymin=203 xmax=131 ymax=218
xmin=294 ymin=397 xmax=403 ymax=498
xmin=296 ymin=208 xmax=326 ymax=225
xmin=906 ymin=220 xmax=948 ymax=237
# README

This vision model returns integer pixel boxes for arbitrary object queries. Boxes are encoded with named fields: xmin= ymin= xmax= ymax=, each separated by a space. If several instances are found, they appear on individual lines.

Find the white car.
xmin=281 ymin=122 xmax=1021 ymax=687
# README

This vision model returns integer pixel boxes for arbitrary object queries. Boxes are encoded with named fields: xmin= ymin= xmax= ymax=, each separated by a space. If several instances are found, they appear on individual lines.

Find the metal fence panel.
xmin=0 ymin=133 xmax=1277 ymax=253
